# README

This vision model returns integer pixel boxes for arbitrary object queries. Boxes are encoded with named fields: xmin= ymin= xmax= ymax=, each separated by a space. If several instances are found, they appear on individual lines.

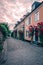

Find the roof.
xmin=14 ymin=1 xmax=43 ymax=28
xmin=26 ymin=1 xmax=43 ymax=17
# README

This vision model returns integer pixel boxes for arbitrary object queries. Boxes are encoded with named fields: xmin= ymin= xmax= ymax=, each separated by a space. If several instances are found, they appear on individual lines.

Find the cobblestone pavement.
xmin=1 ymin=37 xmax=43 ymax=65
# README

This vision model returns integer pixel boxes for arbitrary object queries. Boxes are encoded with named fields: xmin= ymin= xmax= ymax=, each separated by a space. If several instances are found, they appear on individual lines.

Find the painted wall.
xmin=14 ymin=21 xmax=25 ymax=39
xmin=14 ymin=3 xmax=43 ymax=41
xmin=24 ymin=4 xmax=43 ymax=41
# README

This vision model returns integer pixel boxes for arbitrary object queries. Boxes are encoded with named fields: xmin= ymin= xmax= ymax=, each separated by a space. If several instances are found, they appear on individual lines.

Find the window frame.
xmin=34 ymin=11 xmax=39 ymax=22
xmin=29 ymin=17 xmax=31 ymax=24
xmin=26 ymin=31 xmax=29 ymax=37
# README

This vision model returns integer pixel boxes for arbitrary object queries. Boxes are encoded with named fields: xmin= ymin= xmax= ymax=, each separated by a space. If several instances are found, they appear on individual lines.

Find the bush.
xmin=0 ymin=25 xmax=8 ymax=38
xmin=0 ymin=44 xmax=3 ymax=51
xmin=37 ymin=22 xmax=43 ymax=46
xmin=0 ymin=23 xmax=10 ymax=39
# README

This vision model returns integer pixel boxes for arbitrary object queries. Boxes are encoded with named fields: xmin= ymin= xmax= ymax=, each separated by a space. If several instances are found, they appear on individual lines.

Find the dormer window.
xmin=32 ymin=4 xmax=35 ymax=10
xmin=32 ymin=1 xmax=40 ymax=11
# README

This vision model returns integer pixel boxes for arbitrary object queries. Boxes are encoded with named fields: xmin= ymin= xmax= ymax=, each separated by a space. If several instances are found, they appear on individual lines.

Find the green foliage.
xmin=0 ymin=23 xmax=10 ymax=51
xmin=0 ymin=23 xmax=9 ymax=32
xmin=0 ymin=23 xmax=9 ymax=39
xmin=29 ymin=29 xmax=34 ymax=37
xmin=11 ymin=31 xmax=14 ymax=37
xmin=40 ymin=34 xmax=43 ymax=46
xmin=0 ymin=44 xmax=3 ymax=51
xmin=0 ymin=25 xmax=8 ymax=38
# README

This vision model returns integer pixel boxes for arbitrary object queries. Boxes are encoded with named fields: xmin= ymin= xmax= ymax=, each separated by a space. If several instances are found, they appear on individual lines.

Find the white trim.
xmin=34 ymin=11 xmax=39 ymax=22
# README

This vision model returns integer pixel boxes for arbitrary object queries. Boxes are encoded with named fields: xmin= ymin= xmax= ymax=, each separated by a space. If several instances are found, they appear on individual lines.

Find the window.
xmin=25 ymin=17 xmax=32 ymax=25
xmin=32 ymin=4 xmax=35 ymax=10
xmin=34 ymin=11 xmax=39 ymax=22
xmin=29 ymin=17 xmax=31 ymax=24
xmin=21 ymin=25 xmax=24 ymax=31
xmin=26 ymin=19 xmax=29 ymax=26
xmin=26 ymin=31 xmax=29 ymax=37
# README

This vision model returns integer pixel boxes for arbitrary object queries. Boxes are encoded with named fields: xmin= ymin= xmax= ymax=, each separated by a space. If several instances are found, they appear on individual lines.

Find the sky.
xmin=0 ymin=0 xmax=43 ymax=26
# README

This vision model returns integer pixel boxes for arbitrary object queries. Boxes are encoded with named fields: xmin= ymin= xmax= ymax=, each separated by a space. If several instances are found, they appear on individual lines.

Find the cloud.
xmin=0 ymin=0 xmax=43 ymax=25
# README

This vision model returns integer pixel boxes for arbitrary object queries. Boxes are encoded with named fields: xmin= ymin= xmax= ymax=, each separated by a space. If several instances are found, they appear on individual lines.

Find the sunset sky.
xmin=0 ymin=0 xmax=43 ymax=25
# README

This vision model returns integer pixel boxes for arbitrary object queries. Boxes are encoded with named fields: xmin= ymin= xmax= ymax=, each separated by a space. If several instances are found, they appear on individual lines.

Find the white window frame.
xmin=29 ymin=17 xmax=32 ymax=24
xmin=34 ymin=11 xmax=39 ymax=22
xmin=26 ymin=19 xmax=29 ymax=26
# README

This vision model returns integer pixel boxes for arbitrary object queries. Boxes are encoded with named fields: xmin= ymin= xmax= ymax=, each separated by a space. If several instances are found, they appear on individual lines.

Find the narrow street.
xmin=1 ymin=37 xmax=43 ymax=65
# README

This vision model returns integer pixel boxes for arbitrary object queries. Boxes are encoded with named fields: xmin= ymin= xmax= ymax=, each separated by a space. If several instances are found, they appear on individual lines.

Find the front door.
xmin=35 ymin=31 xmax=38 ymax=41
xmin=19 ymin=31 xmax=24 ymax=40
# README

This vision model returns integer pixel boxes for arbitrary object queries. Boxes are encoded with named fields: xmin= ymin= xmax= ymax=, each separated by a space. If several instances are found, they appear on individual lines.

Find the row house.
xmin=14 ymin=1 xmax=43 ymax=44
xmin=24 ymin=1 xmax=43 ymax=43
xmin=14 ymin=19 xmax=25 ymax=40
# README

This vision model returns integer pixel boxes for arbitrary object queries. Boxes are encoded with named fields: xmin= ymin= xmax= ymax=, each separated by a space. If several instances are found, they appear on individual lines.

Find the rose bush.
xmin=29 ymin=25 xmax=34 ymax=36
xmin=29 ymin=25 xmax=34 ymax=43
xmin=37 ymin=22 xmax=43 ymax=46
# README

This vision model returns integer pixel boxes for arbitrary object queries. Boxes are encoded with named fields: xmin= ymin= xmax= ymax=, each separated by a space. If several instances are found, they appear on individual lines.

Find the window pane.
xmin=34 ymin=12 xmax=39 ymax=22
xmin=29 ymin=17 xmax=31 ymax=24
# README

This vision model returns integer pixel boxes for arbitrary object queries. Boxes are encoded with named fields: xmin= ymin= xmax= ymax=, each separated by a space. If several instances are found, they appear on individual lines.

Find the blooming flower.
xmin=29 ymin=25 xmax=34 ymax=36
